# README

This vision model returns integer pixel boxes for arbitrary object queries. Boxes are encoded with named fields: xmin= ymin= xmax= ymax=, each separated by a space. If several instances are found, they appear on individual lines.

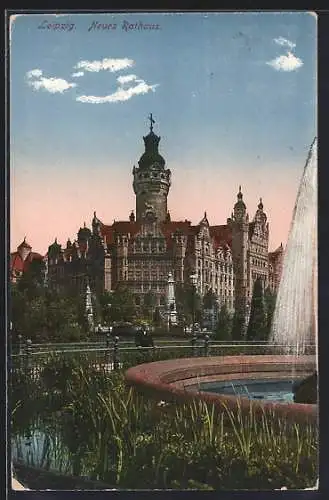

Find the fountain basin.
xmin=125 ymin=355 xmax=317 ymax=425
xmin=189 ymin=378 xmax=299 ymax=402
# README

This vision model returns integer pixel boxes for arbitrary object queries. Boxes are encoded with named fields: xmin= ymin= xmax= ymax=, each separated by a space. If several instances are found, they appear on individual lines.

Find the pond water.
xmin=12 ymin=429 xmax=73 ymax=474
xmin=189 ymin=378 xmax=302 ymax=403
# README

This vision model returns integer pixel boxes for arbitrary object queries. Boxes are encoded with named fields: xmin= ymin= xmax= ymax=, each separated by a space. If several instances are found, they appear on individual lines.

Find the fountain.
xmin=269 ymin=138 xmax=317 ymax=356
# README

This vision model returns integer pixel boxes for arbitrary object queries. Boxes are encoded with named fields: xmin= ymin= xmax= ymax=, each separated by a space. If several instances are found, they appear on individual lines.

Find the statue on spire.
xmin=148 ymin=113 xmax=155 ymax=132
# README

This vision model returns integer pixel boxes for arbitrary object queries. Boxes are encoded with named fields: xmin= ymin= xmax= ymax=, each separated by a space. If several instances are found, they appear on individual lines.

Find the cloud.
xmin=76 ymin=79 xmax=159 ymax=104
xmin=26 ymin=68 xmax=43 ymax=79
xmin=117 ymin=74 xmax=138 ymax=85
xmin=266 ymin=52 xmax=303 ymax=72
xmin=273 ymin=36 xmax=296 ymax=50
xmin=28 ymin=76 xmax=77 ymax=93
xmin=26 ymin=68 xmax=77 ymax=93
xmin=72 ymin=71 xmax=84 ymax=78
xmin=74 ymin=57 xmax=134 ymax=73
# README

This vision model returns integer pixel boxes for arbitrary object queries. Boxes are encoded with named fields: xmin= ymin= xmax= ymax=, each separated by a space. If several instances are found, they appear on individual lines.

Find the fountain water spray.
xmin=270 ymin=138 xmax=317 ymax=357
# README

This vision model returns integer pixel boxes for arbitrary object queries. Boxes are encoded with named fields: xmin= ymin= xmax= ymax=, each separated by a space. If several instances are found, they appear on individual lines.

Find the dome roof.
xmin=18 ymin=237 xmax=32 ymax=250
xmin=48 ymin=238 xmax=61 ymax=254
xmin=234 ymin=186 xmax=246 ymax=209
xmin=138 ymin=119 xmax=166 ymax=170
xmin=78 ymin=224 xmax=92 ymax=240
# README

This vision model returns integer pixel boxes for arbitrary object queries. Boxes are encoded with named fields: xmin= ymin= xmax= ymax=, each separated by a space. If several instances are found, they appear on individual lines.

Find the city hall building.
xmin=46 ymin=117 xmax=283 ymax=320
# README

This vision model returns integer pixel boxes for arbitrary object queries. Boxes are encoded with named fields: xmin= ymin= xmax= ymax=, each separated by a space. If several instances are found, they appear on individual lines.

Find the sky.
xmin=10 ymin=12 xmax=317 ymax=255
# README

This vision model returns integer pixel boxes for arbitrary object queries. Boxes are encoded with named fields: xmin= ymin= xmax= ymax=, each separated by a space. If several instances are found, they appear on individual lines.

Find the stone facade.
xmin=46 ymin=118 xmax=283 ymax=320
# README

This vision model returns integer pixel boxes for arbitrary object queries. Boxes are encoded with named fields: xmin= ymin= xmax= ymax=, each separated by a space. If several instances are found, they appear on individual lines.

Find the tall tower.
xmin=228 ymin=186 xmax=250 ymax=332
xmin=133 ymin=114 xmax=171 ymax=222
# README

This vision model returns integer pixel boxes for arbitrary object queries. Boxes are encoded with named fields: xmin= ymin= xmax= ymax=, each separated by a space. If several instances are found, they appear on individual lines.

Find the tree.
xmin=11 ymin=279 xmax=88 ymax=343
xmin=175 ymin=283 xmax=202 ymax=326
xmin=231 ymin=309 xmax=245 ymax=340
xmin=214 ymin=304 xmax=232 ymax=341
xmin=97 ymin=290 xmax=113 ymax=325
xmin=108 ymin=285 xmax=137 ymax=323
xmin=143 ymin=291 xmax=157 ymax=320
xmin=264 ymin=286 xmax=277 ymax=340
xmin=152 ymin=306 xmax=162 ymax=326
xmin=246 ymin=278 xmax=267 ymax=341
xmin=16 ymin=259 xmax=46 ymax=298
xmin=203 ymin=289 xmax=217 ymax=310
xmin=11 ymin=260 xmax=47 ymax=341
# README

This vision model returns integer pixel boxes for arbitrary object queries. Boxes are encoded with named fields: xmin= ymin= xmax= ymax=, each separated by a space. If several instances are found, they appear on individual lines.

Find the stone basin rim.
xmin=125 ymin=355 xmax=317 ymax=424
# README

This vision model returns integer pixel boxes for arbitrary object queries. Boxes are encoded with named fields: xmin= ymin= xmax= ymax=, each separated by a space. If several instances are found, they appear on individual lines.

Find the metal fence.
xmin=9 ymin=335 xmax=316 ymax=384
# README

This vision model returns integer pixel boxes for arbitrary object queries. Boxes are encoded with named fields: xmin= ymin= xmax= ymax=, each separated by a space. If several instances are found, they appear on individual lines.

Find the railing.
xmin=9 ymin=336 xmax=316 ymax=384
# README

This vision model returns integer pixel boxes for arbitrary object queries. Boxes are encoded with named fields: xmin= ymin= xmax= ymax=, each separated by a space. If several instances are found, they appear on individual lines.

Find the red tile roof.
xmin=209 ymin=225 xmax=232 ymax=248
xmin=94 ymin=219 xmax=233 ymax=253
xmin=10 ymin=253 xmax=24 ymax=273
xmin=10 ymin=251 xmax=43 ymax=275
xmin=100 ymin=221 xmax=142 ymax=246
xmin=23 ymin=252 xmax=43 ymax=271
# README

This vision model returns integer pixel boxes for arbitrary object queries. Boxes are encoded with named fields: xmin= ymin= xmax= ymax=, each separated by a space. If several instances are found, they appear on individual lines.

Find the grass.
xmin=10 ymin=354 xmax=318 ymax=490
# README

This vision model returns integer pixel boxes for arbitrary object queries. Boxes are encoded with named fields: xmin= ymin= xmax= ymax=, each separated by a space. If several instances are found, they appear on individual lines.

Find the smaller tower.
xmin=17 ymin=237 xmax=32 ymax=262
xmin=92 ymin=211 xmax=102 ymax=236
xmin=78 ymin=224 xmax=92 ymax=243
xmin=48 ymin=238 xmax=62 ymax=262
xmin=233 ymin=186 xmax=248 ymax=223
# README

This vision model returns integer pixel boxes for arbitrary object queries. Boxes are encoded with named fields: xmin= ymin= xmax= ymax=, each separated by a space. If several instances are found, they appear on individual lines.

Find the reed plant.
xmin=11 ymin=355 xmax=318 ymax=490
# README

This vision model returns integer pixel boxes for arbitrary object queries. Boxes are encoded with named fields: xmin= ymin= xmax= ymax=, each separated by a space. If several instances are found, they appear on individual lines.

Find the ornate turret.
xmin=92 ymin=211 xmax=102 ymax=236
xmin=254 ymin=197 xmax=268 ymax=229
xmin=78 ymin=223 xmax=92 ymax=242
xmin=133 ymin=115 xmax=171 ymax=222
xmin=199 ymin=211 xmax=209 ymax=226
xmin=48 ymin=238 xmax=61 ymax=257
xmin=17 ymin=237 xmax=32 ymax=261
xmin=233 ymin=186 xmax=248 ymax=223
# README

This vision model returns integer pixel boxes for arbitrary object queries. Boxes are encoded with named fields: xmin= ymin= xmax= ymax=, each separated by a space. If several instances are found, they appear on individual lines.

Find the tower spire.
xmin=148 ymin=113 xmax=155 ymax=132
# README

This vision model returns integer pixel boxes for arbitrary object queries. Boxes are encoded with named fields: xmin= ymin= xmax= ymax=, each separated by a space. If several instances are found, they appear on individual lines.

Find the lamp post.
xmin=245 ymin=303 xmax=251 ymax=328
xmin=190 ymin=273 xmax=198 ymax=342
xmin=214 ymin=298 xmax=220 ymax=335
